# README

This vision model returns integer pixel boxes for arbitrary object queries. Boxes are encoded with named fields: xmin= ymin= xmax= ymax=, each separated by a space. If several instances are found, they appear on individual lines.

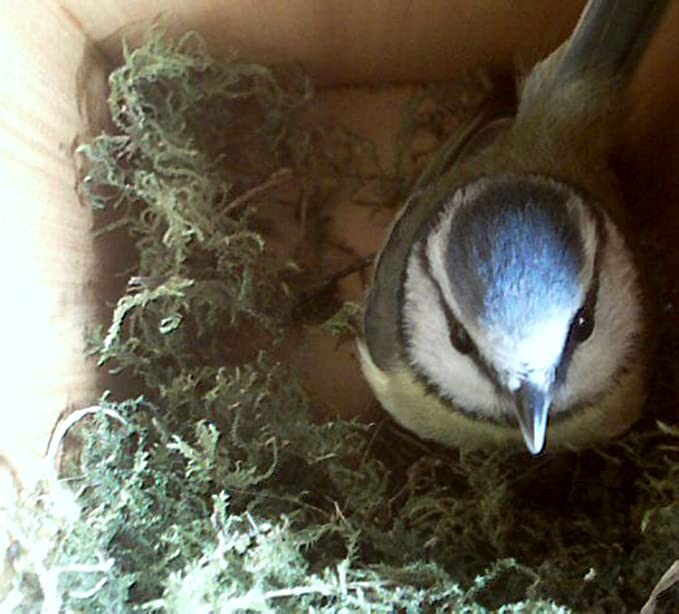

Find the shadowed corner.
xmin=72 ymin=38 xmax=144 ymax=405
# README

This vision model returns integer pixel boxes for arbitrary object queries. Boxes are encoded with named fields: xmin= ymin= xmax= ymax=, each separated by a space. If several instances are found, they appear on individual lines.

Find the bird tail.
xmin=556 ymin=0 xmax=669 ymax=86
xmin=517 ymin=0 xmax=669 ymax=131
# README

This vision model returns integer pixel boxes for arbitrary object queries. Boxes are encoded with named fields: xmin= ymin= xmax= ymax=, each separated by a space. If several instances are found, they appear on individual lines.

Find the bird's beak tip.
xmin=524 ymin=429 xmax=547 ymax=456
xmin=514 ymin=381 xmax=551 ymax=456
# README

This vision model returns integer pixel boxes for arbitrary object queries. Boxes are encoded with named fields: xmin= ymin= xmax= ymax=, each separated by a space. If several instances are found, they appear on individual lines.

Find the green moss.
xmin=1 ymin=28 xmax=677 ymax=613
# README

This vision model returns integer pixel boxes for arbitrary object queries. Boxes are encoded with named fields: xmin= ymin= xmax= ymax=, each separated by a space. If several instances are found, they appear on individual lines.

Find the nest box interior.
xmin=2 ymin=0 xmax=678 ymax=504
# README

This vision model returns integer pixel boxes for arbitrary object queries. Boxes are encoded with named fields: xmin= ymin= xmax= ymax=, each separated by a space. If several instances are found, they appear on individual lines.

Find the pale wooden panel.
xmin=60 ymin=0 xmax=679 ymax=171
xmin=0 ymin=2 xmax=112 ymax=489
xmin=61 ymin=0 xmax=585 ymax=84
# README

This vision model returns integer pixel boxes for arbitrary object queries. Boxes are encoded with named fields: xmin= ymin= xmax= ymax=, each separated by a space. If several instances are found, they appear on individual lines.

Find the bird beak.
xmin=513 ymin=381 xmax=552 ymax=455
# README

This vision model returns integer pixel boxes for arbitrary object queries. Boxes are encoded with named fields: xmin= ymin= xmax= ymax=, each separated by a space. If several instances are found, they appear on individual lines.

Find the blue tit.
xmin=359 ymin=0 xmax=669 ymax=455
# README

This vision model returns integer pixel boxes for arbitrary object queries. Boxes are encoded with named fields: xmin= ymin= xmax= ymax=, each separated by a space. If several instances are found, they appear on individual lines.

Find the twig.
xmin=253 ymin=580 xmax=391 ymax=601
xmin=298 ymin=254 xmax=375 ymax=304
xmin=224 ymin=168 xmax=294 ymax=215
xmin=46 ymin=406 xmax=127 ymax=473
xmin=55 ymin=558 xmax=115 ymax=575
xmin=70 ymin=575 xmax=110 ymax=600
xmin=641 ymin=560 xmax=679 ymax=614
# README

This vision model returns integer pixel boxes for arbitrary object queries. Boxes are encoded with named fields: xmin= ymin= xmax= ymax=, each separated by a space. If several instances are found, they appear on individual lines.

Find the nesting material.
xmin=1 ymin=30 xmax=678 ymax=612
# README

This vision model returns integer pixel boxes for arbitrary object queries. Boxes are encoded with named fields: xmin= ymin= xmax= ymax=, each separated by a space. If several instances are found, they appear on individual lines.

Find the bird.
xmin=358 ymin=0 xmax=669 ymax=455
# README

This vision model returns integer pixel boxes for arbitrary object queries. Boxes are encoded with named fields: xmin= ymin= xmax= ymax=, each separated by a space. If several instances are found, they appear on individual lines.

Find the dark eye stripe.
xmin=555 ymin=206 xmax=606 ymax=385
xmin=571 ymin=272 xmax=598 ymax=341
xmin=416 ymin=243 xmax=466 ymax=342
xmin=404 ymin=241 xmax=502 ymax=392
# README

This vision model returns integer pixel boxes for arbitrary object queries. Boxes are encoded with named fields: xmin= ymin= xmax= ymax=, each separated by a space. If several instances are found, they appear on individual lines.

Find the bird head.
xmin=401 ymin=174 xmax=643 ymax=454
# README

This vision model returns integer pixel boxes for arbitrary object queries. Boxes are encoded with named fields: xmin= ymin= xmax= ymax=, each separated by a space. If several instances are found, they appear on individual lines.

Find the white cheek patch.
xmin=402 ymin=246 xmax=503 ymax=418
xmin=554 ymin=217 xmax=643 ymax=412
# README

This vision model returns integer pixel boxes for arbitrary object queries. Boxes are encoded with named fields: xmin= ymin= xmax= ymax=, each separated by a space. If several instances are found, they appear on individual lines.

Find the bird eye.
xmin=572 ymin=306 xmax=595 ymax=344
xmin=449 ymin=320 xmax=474 ymax=355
